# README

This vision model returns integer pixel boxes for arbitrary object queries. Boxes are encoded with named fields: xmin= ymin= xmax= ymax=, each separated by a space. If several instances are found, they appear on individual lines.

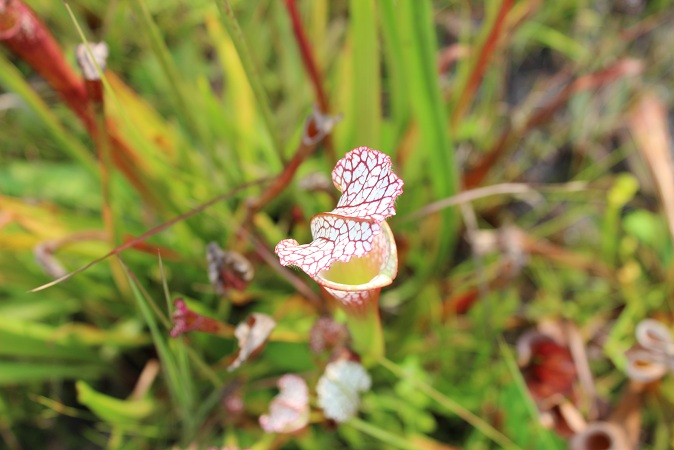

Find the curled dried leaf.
xmin=207 ymin=242 xmax=254 ymax=293
xmin=228 ymin=313 xmax=276 ymax=372
xmin=33 ymin=241 xmax=67 ymax=279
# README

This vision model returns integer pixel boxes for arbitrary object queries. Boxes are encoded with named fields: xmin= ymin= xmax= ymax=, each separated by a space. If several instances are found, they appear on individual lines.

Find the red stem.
xmin=0 ymin=0 xmax=92 ymax=127
xmin=247 ymin=109 xmax=335 ymax=218
xmin=451 ymin=0 xmax=514 ymax=129
xmin=0 ymin=1 xmax=160 ymax=207
xmin=283 ymin=0 xmax=329 ymax=113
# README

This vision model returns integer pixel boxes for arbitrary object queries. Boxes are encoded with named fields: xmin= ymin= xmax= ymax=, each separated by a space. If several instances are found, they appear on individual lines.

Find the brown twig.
xmin=245 ymin=230 xmax=324 ymax=312
xmin=283 ymin=0 xmax=335 ymax=162
xmin=463 ymin=58 xmax=643 ymax=188
xmin=246 ymin=108 xmax=340 ymax=221
xmin=401 ymin=181 xmax=588 ymax=224
xmin=0 ymin=0 xmax=89 ymax=121
xmin=31 ymin=178 xmax=269 ymax=292
xmin=241 ymin=109 xmax=339 ymax=312
xmin=283 ymin=0 xmax=329 ymax=113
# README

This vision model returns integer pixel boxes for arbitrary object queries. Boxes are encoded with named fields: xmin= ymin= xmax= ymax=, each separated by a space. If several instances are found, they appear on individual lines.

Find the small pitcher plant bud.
xmin=207 ymin=242 xmax=254 ymax=294
xmin=275 ymin=147 xmax=403 ymax=361
xmin=517 ymin=329 xmax=577 ymax=403
xmin=516 ymin=328 xmax=579 ymax=436
xmin=170 ymin=298 xmax=232 ymax=338
xmin=309 ymin=316 xmax=349 ymax=354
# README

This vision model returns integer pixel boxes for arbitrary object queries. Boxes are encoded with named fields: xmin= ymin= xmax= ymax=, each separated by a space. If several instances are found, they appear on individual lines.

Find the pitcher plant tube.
xmin=275 ymin=147 xmax=403 ymax=362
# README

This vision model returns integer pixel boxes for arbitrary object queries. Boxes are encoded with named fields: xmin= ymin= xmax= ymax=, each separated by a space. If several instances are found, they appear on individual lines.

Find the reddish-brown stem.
xmin=0 ymin=0 xmax=92 ymax=125
xmin=245 ymin=229 xmax=325 ymax=313
xmin=81 ymin=73 xmax=115 ymax=244
xmin=283 ymin=0 xmax=329 ymax=113
xmin=240 ymin=109 xmax=338 ymax=313
xmin=283 ymin=0 xmax=335 ymax=161
xmin=246 ymin=109 xmax=337 ymax=220
xmin=451 ymin=0 xmax=514 ymax=129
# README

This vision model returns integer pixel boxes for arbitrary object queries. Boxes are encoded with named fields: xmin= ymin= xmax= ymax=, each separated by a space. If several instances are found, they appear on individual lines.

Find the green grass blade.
xmin=498 ymin=339 xmax=565 ymax=449
xmin=121 ymin=258 xmax=196 ymax=442
xmin=0 ymin=322 xmax=99 ymax=361
xmin=388 ymin=0 xmax=460 ymax=290
xmin=76 ymin=380 xmax=155 ymax=426
xmin=347 ymin=417 xmax=419 ymax=450
xmin=379 ymin=3 xmax=410 ymax=151
xmin=215 ymin=0 xmax=284 ymax=166
xmin=379 ymin=356 xmax=521 ymax=450
xmin=347 ymin=0 xmax=381 ymax=149
xmin=0 ymin=362 xmax=103 ymax=385
xmin=131 ymin=0 xmax=212 ymax=157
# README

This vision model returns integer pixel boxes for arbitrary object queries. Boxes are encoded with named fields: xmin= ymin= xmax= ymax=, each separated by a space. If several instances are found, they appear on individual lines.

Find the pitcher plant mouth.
xmin=275 ymin=147 xmax=403 ymax=285
xmin=316 ymin=221 xmax=397 ymax=306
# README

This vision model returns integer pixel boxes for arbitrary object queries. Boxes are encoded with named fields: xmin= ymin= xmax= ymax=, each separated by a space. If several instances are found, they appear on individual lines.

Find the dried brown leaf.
xmin=628 ymin=94 xmax=674 ymax=245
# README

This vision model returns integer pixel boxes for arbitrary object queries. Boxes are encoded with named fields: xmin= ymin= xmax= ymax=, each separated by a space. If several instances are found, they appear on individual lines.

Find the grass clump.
xmin=1 ymin=1 xmax=674 ymax=449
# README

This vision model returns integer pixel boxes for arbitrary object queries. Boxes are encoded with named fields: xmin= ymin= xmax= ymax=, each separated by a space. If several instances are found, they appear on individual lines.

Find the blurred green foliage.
xmin=2 ymin=0 xmax=674 ymax=448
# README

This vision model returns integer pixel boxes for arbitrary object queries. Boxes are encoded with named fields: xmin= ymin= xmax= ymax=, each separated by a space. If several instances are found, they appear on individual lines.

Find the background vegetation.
xmin=1 ymin=0 xmax=674 ymax=448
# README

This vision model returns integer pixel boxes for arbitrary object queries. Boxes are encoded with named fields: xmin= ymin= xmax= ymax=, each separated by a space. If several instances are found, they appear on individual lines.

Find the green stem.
xmin=347 ymin=417 xmax=419 ymax=450
xmin=341 ymin=294 xmax=384 ymax=366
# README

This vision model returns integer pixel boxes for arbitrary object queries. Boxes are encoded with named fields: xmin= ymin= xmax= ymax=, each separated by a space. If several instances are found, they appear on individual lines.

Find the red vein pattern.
xmin=275 ymin=147 xmax=403 ymax=278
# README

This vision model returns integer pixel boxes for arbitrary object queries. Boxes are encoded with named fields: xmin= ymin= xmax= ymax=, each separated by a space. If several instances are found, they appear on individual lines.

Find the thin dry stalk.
xmin=463 ymin=59 xmax=643 ymax=188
